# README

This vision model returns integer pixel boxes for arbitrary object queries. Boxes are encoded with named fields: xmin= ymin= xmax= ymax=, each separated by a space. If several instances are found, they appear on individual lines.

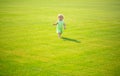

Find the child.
xmin=53 ymin=14 xmax=66 ymax=38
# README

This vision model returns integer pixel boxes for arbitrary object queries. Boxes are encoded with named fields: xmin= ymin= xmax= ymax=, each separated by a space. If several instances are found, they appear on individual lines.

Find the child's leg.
xmin=58 ymin=33 xmax=61 ymax=38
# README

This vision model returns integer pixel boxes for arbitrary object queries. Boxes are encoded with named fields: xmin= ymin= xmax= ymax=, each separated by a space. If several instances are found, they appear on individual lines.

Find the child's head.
xmin=58 ymin=14 xmax=64 ymax=21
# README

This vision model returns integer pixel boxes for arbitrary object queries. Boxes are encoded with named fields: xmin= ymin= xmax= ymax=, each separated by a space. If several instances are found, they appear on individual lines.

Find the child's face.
xmin=58 ymin=15 xmax=64 ymax=21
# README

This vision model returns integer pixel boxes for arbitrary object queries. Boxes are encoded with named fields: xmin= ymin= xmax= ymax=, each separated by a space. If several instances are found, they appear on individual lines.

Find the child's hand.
xmin=53 ymin=23 xmax=58 ymax=26
xmin=53 ymin=24 xmax=56 ymax=25
xmin=64 ymin=27 xmax=66 ymax=30
xmin=64 ymin=24 xmax=66 ymax=29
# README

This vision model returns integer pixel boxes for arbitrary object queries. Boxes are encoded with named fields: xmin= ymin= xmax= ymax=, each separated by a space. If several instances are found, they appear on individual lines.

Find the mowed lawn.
xmin=0 ymin=0 xmax=120 ymax=76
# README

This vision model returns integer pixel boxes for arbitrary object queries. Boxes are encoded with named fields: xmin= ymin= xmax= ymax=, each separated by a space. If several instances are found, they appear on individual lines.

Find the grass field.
xmin=0 ymin=0 xmax=120 ymax=76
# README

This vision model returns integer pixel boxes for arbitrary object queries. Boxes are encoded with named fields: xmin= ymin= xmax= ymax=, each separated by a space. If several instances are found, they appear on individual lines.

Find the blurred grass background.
xmin=0 ymin=0 xmax=120 ymax=76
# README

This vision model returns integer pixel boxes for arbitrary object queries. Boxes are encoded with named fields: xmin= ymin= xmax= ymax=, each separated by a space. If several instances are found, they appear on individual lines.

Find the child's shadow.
xmin=62 ymin=37 xmax=80 ymax=43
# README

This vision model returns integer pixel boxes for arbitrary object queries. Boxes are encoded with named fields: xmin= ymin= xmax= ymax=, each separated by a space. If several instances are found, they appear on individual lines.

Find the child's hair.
xmin=58 ymin=14 xmax=64 ymax=18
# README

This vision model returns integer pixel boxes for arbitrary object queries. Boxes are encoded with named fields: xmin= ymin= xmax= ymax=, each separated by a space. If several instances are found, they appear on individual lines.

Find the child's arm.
xmin=64 ymin=23 xmax=66 ymax=29
xmin=53 ymin=22 xmax=58 ymax=26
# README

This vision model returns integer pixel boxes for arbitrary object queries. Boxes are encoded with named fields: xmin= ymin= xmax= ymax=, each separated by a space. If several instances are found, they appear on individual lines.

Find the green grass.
xmin=0 ymin=0 xmax=120 ymax=76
